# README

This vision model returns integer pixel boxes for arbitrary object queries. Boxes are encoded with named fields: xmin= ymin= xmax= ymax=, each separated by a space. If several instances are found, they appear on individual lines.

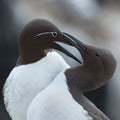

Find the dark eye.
xmin=95 ymin=53 xmax=101 ymax=58
xmin=51 ymin=32 xmax=57 ymax=37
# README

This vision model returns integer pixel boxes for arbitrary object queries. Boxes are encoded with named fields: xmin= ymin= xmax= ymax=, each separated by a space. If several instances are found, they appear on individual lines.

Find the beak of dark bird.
xmin=63 ymin=33 xmax=90 ymax=61
xmin=52 ymin=32 xmax=83 ymax=64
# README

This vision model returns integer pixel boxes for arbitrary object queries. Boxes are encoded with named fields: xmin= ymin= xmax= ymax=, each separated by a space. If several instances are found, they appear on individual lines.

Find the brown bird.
xmin=65 ymin=33 xmax=116 ymax=119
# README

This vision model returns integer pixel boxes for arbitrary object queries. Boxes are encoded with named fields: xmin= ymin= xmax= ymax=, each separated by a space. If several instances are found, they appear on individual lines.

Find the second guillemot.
xmin=27 ymin=33 xmax=116 ymax=120
xmin=3 ymin=19 xmax=80 ymax=120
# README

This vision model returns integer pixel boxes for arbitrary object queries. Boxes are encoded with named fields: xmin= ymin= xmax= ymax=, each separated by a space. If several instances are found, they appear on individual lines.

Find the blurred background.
xmin=0 ymin=0 xmax=120 ymax=119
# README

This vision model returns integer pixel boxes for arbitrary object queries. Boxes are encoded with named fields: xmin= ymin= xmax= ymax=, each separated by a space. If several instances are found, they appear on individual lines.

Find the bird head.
xmin=64 ymin=33 xmax=116 ymax=91
xmin=18 ymin=19 xmax=80 ymax=65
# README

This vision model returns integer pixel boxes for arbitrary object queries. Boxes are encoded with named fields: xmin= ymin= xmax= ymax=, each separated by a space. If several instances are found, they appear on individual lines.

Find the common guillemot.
xmin=3 ymin=19 xmax=80 ymax=120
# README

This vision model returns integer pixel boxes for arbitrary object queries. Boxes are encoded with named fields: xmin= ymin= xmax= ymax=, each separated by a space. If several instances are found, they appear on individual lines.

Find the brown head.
xmin=64 ymin=33 xmax=116 ymax=92
xmin=17 ymin=19 xmax=80 ymax=65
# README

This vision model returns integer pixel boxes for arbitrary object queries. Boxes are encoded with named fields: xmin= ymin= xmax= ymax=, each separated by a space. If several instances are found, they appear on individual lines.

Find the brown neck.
xmin=16 ymin=50 xmax=46 ymax=66
xmin=65 ymin=68 xmax=110 ymax=120
xmin=65 ymin=66 xmax=97 ymax=92
xmin=65 ymin=63 xmax=105 ymax=92
xmin=69 ymin=89 xmax=109 ymax=120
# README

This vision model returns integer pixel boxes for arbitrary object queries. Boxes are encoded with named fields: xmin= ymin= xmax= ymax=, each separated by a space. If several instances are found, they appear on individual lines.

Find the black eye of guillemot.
xmin=95 ymin=53 xmax=101 ymax=59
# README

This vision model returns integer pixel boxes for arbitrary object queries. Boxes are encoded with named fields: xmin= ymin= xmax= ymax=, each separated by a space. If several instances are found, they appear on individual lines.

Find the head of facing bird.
xmin=64 ymin=33 xmax=116 ymax=92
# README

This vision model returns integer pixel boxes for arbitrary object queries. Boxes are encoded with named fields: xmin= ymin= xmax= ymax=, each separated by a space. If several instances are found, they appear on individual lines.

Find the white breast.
xmin=4 ymin=51 xmax=69 ymax=120
xmin=27 ymin=72 xmax=93 ymax=120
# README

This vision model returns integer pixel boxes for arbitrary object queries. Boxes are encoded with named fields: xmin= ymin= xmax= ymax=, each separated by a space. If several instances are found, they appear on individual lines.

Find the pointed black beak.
xmin=53 ymin=33 xmax=82 ymax=63
xmin=63 ymin=33 xmax=89 ymax=56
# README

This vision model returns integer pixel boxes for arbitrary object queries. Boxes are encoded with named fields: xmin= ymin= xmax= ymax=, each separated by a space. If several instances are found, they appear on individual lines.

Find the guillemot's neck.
xmin=68 ymin=87 xmax=109 ymax=120
xmin=65 ymin=69 xmax=110 ymax=120
xmin=65 ymin=67 xmax=97 ymax=92
xmin=16 ymin=50 xmax=48 ymax=66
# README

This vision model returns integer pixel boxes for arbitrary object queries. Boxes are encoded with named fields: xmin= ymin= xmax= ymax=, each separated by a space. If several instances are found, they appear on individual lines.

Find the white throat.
xmin=4 ymin=51 xmax=69 ymax=120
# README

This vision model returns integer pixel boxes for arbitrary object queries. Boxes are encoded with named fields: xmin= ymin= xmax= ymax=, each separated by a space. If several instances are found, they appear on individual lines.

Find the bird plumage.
xmin=4 ymin=51 xmax=69 ymax=120
xmin=27 ymin=71 xmax=93 ymax=120
xmin=3 ymin=19 xmax=116 ymax=120
xmin=3 ymin=19 xmax=79 ymax=120
xmin=27 ymin=33 xmax=116 ymax=120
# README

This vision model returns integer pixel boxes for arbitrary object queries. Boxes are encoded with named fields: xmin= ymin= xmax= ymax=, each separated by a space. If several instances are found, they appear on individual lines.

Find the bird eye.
xmin=51 ymin=32 xmax=57 ymax=37
xmin=95 ymin=53 xmax=101 ymax=58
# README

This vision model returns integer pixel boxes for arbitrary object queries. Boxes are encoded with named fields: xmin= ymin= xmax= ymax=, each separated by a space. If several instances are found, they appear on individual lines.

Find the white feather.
xmin=27 ymin=71 xmax=93 ymax=120
xmin=4 ymin=51 xmax=69 ymax=120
